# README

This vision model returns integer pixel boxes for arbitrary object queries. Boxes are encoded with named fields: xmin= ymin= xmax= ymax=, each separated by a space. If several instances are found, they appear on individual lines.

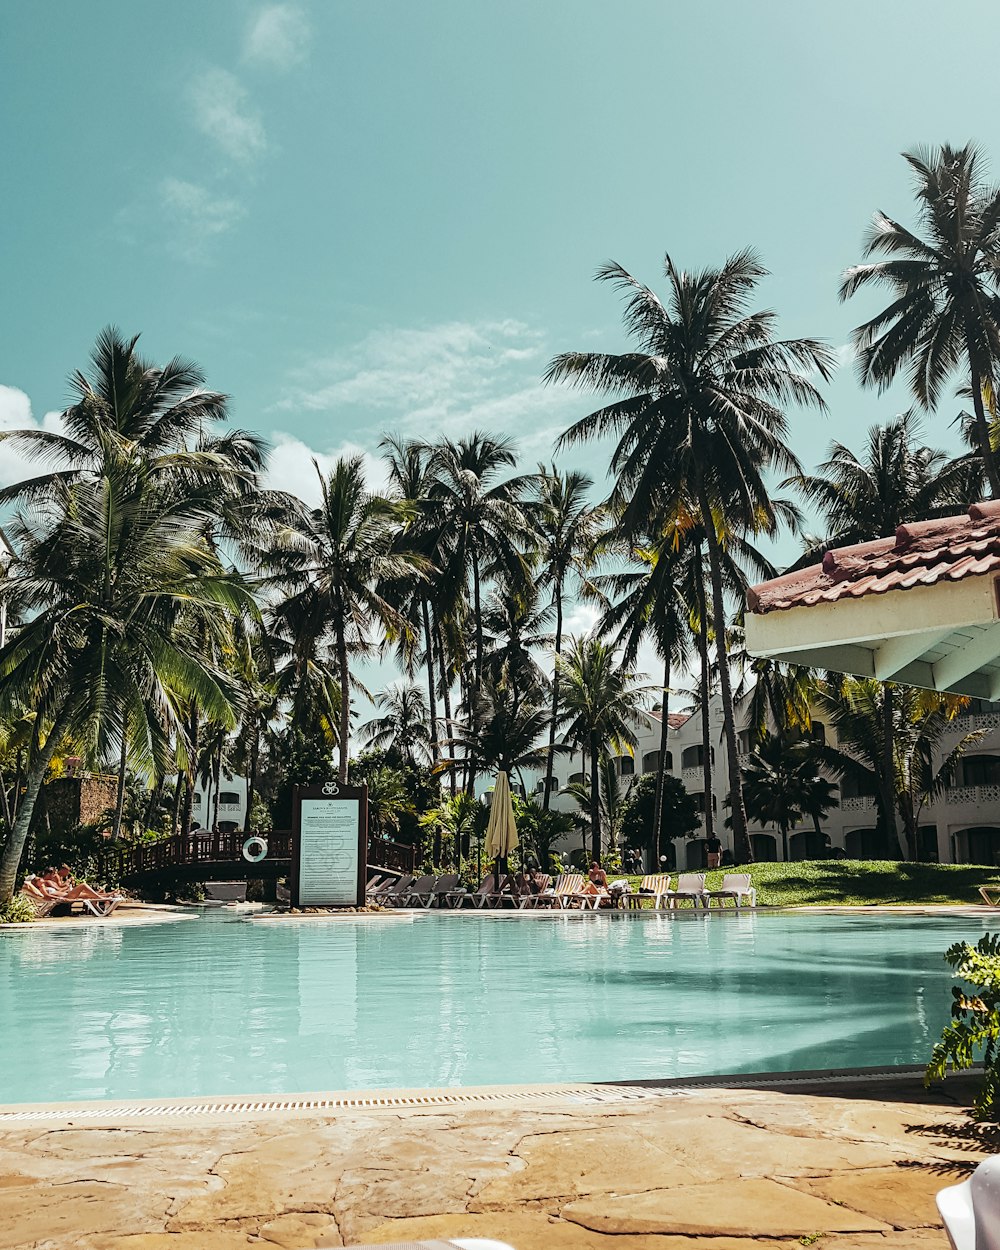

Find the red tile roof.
xmin=647 ymin=709 xmax=692 ymax=729
xmin=747 ymin=500 xmax=1000 ymax=615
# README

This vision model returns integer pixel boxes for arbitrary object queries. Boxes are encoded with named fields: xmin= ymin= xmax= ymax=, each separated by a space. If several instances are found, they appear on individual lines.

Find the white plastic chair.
xmin=937 ymin=1154 xmax=1000 ymax=1249
xmin=664 ymin=872 xmax=708 ymax=909
xmin=706 ymin=873 xmax=757 ymax=909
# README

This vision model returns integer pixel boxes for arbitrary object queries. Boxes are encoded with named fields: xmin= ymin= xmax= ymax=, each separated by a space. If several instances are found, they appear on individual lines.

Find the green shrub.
xmin=926 ymin=932 xmax=1000 ymax=1119
xmin=0 ymin=894 xmax=38 ymax=924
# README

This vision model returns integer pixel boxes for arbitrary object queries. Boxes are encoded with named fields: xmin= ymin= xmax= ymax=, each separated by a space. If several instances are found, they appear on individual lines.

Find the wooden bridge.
xmin=109 ymin=830 xmax=415 ymax=887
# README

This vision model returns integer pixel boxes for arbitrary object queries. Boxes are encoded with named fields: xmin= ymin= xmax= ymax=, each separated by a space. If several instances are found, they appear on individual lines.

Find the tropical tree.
xmin=741 ymin=733 xmax=817 ymax=861
xmin=262 ymin=457 xmax=425 ymax=783
xmin=511 ymin=795 xmax=575 ymax=872
xmin=360 ymin=683 xmax=432 ymax=765
xmin=841 ymin=143 xmax=1000 ymax=495
xmin=548 ymin=250 xmax=834 ymax=862
xmin=556 ymin=634 xmax=649 ymax=861
xmin=418 ymin=792 xmax=484 ymax=873
xmin=532 ymin=466 xmax=604 ymax=809
xmin=0 ymin=470 xmax=253 ymax=904
xmin=816 ymin=677 xmax=982 ymax=860
xmin=619 ymin=772 xmax=700 ymax=865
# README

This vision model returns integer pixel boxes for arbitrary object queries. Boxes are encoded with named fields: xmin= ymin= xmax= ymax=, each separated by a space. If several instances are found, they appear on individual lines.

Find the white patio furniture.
xmin=706 ymin=872 xmax=757 ymax=909
xmin=663 ymin=872 xmax=708 ymax=910
xmin=937 ymin=1154 xmax=1000 ymax=1250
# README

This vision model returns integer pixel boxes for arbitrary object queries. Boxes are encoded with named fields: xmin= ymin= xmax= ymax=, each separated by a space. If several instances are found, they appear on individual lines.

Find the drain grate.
xmin=0 ymin=1083 xmax=689 ymax=1122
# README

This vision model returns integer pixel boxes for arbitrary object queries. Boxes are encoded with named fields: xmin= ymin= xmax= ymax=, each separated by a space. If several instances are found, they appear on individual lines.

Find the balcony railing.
xmin=944 ymin=712 xmax=1000 ymax=734
xmin=944 ymin=783 xmax=1000 ymax=806
xmin=841 ymin=796 xmax=876 ymax=812
xmin=682 ymin=766 xmax=701 ymax=785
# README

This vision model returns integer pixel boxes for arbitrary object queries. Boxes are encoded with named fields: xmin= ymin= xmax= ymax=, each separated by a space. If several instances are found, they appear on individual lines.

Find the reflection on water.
xmin=1 ymin=909 xmax=990 ymax=1104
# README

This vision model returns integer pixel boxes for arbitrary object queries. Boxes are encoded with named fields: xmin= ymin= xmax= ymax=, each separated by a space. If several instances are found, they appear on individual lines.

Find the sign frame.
xmin=290 ymin=780 xmax=368 ymax=908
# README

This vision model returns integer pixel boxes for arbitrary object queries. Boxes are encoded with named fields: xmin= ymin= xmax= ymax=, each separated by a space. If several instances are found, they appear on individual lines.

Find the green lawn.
xmin=625 ymin=860 xmax=1000 ymax=907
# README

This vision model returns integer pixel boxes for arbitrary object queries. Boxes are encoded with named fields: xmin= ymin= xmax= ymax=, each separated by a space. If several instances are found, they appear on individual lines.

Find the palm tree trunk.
xmin=435 ymin=618 xmax=456 ymax=797
xmin=970 ymin=365 xmax=1000 ymax=498
xmin=180 ymin=711 xmax=199 ymax=836
xmin=0 ymin=706 xmax=71 ymax=905
xmin=543 ymin=584 xmax=563 ymax=812
xmin=111 ymin=732 xmax=128 ymax=842
xmin=421 ymin=598 xmax=439 ymax=766
xmin=780 ymin=818 xmax=789 ymax=863
xmin=695 ymin=597 xmax=715 ymax=842
xmin=336 ymin=621 xmax=350 ymax=784
xmin=246 ymin=723 xmax=259 ymax=833
xmin=211 ymin=743 xmax=222 ymax=832
xmin=698 ymin=490 xmax=753 ymax=864
xmin=653 ymin=656 xmax=671 ymax=861
xmin=170 ymin=769 xmax=183 ymax=836
xmin=144 ymin=775 xmax=163 ymax=833
xmin=589 ymin=734 xmax=601 ymax=863
xmin=881 ymin=685 xmax=903 ymax=859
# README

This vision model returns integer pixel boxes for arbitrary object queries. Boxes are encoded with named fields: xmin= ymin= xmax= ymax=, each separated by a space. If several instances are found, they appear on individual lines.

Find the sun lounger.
xmin=519 ymin=872 xmax=552 ymax=908
xmin=17 ymin=888 xmax=59 ymax=919
xmin=545 ymin=872 xmax=586 ymax=909
xmin=663 ymin=872 xmax=708 ymax=909
xmin=979 ymin=885 xmax=1000 ymax=906
xmin=706 ymin=873 xmax=757 ymax=909
xmin=402 ymin=874 xmax=437 ymax=906
xmin=447 ymin=874 xmax=495 ymax=908
xmin=381 ymin=873 xmax=415 ymax=905
xmin=634 ymin=874 xmax=672 ymax=909
xmin=937 ymin=1153 xmax=1000 ymax=1250
xmin=80 ymin=894 xmax=124 ymax=917
xmin=427 ymin=873 xmax=460 ymax=907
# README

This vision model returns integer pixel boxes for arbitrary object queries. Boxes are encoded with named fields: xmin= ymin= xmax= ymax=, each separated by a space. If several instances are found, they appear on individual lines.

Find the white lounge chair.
xmin=937 ymin=1154 xmax=1000 ymax=1250
xmin=663 ymin=872 xmax=708 ymax=909
xmin=706 ymin=873 xmax=757 ymax=909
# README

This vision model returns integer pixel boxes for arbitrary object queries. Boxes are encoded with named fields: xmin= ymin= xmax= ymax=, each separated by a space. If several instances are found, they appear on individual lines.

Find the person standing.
xmin=705 ymin=835 xmax=722 ymax=870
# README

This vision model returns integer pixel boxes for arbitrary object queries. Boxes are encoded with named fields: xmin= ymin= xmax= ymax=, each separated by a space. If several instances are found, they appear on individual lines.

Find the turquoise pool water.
xmin=1 ymin=909 xmax=989 ymax=1105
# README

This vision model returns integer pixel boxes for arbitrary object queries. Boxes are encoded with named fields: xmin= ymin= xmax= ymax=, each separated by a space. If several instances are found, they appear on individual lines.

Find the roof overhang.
xmin=745 ymin=571 xmax=1000 ymax=698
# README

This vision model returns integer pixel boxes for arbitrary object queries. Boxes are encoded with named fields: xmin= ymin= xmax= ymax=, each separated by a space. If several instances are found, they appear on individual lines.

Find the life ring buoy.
xmin=242 ymin=836 xmax=268 ymax=863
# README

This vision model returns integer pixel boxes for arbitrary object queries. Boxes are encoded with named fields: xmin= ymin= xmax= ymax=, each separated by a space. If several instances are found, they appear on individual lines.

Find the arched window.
xmin=641 ymin=751 xmax=658 ymax=773
xmin=569 ymin=771 xmax=587 ymax=785
xmin=841 ymin=773 xmax=877 ymax=799
xmin=618 ymin=755 xmax=635 ymax=777
xmin=681 ymin=745 xmax=704 ymax=769
xmin=219 ymin=791 xmax=240 ymax=805
xmin=192 ymin=793 xmax=203 ymax=807
xmin=810 ymin=721 xmax=826 ymax=745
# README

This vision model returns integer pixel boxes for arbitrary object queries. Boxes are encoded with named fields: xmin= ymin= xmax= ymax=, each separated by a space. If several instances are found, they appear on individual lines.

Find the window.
xmin=640 ymin=751 xmax=659 ymax=774
xmin=618 ymin=755 xmax=635 ymax=777
xmin=192 ymin=794 xmax=203 ymax=807
xmin=569 ymin=771 xmax=587 ymax=785
xmin=960 ymin=755 xmax=1000 ymax=786
xmin=737 ymin=731 xmax=752 ymax=754
xmin=664 ymin=751 xmax=673 ymax=770
xmin=810 ymin=721 xmax=826 ymax=745
xmin=681 ymin=745 xmax=704 ymax=770
xmin=219 ymin=791 xmax=240 ymax=805
xmin=841 ymin=773 xmax=877 ymax=799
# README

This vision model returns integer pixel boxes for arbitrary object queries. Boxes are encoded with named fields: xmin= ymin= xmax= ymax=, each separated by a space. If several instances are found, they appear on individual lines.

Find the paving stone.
xmin=0 ymin=1181 xmax=167 ymax=1250
xmin=787 ymin=1165 xmax=950 ymax=1229
xmin=561 ymin=1177 xmax=893 ymax=1237
xmin=259 ymin=1211 xmax=344 ymax=1247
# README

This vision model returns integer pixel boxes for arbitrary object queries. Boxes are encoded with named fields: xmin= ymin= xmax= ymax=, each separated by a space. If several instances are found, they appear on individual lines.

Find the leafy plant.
xmin=0 ymin=893 xmax=37 ymax=923
xmin=926 ymin=932 xmax=1000 ymax=1119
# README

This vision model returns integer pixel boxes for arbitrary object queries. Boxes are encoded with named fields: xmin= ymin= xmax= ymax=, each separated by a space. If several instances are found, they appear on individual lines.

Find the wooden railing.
xmin=111 ymin=830 xmax=415 ymax=879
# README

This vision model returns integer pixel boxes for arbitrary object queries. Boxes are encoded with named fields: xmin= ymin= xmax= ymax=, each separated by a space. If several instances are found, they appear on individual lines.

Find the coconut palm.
xmin=740 ymin=733 xmax=814 ymax=861
xmin=262 ymin=457 xmax=426 ymax=783
xmin=532 ymin=466 xmax=605 ymax=809
xmin=557 ymin=635 xmax=650 ymax=861
xmin=481 ymin=581 xmax=551 ymax=696
xmin=841 ymin=144 xmax=1000 ymax=495
xmin=815 ymin=677 xmax=981 ymax=861
xmin=360 ymin=683 xmax=432 ymax=765
xmin=0 ymin=469 xmax=254 ymax=904
xmin=548 ymin=250 xmax=834 ymax=863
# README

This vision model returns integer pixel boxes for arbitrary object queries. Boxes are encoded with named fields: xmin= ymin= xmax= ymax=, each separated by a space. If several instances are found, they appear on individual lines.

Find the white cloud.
xmin=263 ymin=433 xmax=391 ymax=506
xmin=159 ymin=178 xmax=247 ymax=259
xmin=188 ymin=67 xmax=266 ymax=164
xmin=278 ymin=319 xmax=585 ymax=453
xmin=244 ymin=4 xmax=311 ymax=70
xmin=0 ymin=386 xmax=68 ymax=488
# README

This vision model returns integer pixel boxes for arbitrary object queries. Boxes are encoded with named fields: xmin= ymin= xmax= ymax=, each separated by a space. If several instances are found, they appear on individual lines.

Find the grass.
xmin=623 ymin=860 xmax=1000 ymax=908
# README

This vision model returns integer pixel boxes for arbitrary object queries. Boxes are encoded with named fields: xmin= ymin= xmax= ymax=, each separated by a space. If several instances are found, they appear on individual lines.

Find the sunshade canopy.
xmin=485 ymin=771 xmax=519 ymax=859
xmin=745 ymin=501 xmax=1000 ymax=698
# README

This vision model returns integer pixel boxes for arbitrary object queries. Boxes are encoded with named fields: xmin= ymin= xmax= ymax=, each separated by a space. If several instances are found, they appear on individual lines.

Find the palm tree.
xmin=741 ymin=733 xmax=814 ymax=861
xmin=548 ymin=250 xmax=834 ymax=863
xmin=481 ymin=581 xmax=551 ymax=695
xmin=786 ymin=412 xmax=976 ymax=557
xmin=841 ymin=143 xmax=1000 ymax=496
xmin=263 ymin=457 xmax=426 ymax=783
xmin=425 ymin=433 xmax=534 ymax=788
xmin=816 ymin=677 xmax=981 ymax=860
xmin=557 ymin=634 xmax=649 ymax=861
xmin=360 ymin=683 xmax=432 ymax=765
xmin=532 ymin=466 xmax=605 ymax=809
xmin=0 ymin=469 xmax=253 ymax=905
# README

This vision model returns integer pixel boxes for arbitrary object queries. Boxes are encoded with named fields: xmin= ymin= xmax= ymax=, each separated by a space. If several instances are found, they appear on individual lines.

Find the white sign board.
xmin=297 ymin=797 xmax=361 ymax=906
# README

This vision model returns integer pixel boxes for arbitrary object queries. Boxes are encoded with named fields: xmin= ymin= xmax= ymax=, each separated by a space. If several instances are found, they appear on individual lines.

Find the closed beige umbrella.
xmin=485 ymin=771 xmax=519 ymax=881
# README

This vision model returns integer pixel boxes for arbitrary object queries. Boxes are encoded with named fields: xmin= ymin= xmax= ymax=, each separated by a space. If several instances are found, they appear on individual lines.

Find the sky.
xmin=1 ymin=0 xmax=998 ymax=656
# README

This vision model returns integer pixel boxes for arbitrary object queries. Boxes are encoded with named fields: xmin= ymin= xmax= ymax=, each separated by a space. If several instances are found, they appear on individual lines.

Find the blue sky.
xmin=1 ymin=0 xmax=996 ymax=583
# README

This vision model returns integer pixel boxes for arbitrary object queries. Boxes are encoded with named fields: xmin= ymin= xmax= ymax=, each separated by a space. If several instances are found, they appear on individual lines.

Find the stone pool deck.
xmin=0 ymin=1071 xmax=992 ymax=1249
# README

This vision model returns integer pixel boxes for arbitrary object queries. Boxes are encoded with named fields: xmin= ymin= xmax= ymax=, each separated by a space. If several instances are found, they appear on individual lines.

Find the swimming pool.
xmin=1 ymin=909 xmax=989 ymax=1105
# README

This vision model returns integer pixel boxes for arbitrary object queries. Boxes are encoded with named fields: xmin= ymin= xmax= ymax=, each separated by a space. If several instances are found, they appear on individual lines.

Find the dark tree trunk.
xmin=144 ymin=775 xmax=164 ymax=834
xmin=653 ymin=655 xmax=671 ymax=861
xmin=111 ymin=732 xmax=128 ymax=842
xmin=695 ymin=582 xmax=715 ymax=843
xmin=780 ymin=819 xmax=789 ymax=863
xmin=336 ymin=621 xmax=350 ymax=784
xmin=698 ymin=487 xmax=753 ymax=864
xmin=180 ymin=711 xmax=199 ymax=836
xmin=970 ymin=365 xmax=1000 ymax=498
xmin=170 ymin=769 xmax=184 ymax=837
xmin=0 ymin=706 xmax=71 ymax=905
xmin=421 ymin=598 xmax=439 ymax=767
xmin=543 ymin=584 xmax=563 ymax=811
xmin=246 ymin=724 xmax=259 ymax=833
xmin=211 ymin=743 xmax=222 ymax=832
xmin=435 ymin=617 xmax=457 ymax=797
xmin=589 ymin=735 xmax=601 ymax=864
xmin=881 ymin=685 xmax=904 ymax=859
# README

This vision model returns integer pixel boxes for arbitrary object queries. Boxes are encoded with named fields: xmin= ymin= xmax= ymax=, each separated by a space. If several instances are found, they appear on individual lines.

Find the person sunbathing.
xmin=42 ymin=866 xmax=112 ymax=902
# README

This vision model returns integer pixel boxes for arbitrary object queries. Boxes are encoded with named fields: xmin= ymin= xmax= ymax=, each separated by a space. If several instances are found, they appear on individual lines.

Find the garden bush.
xmin=0 ymin=894 xmax=37 ymax=924
xmin=926 ymin=932 xmax=1000 ymax=1119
